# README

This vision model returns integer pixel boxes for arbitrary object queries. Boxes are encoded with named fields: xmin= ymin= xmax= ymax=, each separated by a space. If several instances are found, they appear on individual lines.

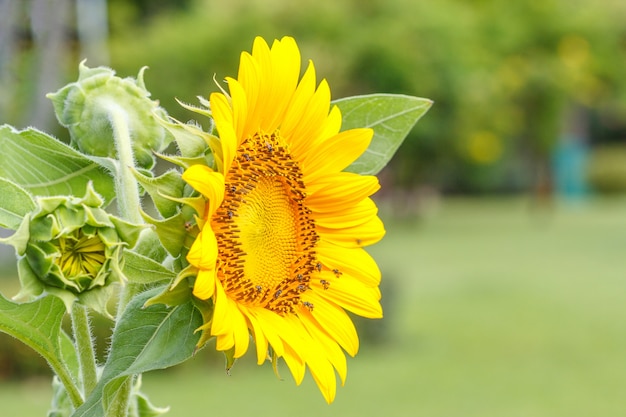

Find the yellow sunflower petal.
xmin=278 ymin=315 xmax=337 ymax=402
xmin=215 ymin=332 xmax=234 ymax=352
xmin=284 ymin=68 xmax=332 ymax=158
xmin=187 ymin=226 xmax=218 ymax=270
xmin=244 ymin=308 xmax=270 ymax=365
xmin=305 ymin=349 xmax=337 ymax=404
xmin=249 ymin=36 xmax=300 ymax=133
xmin=301 ymin=128 xmax=373 ymax=182
xmin=299 ymin=78 xmax=331 ymax=145
xmin=317 ymin=214 xmax=385 ymax=248
xmin=298 ymin=304 xmax=348 ymax=385
xmin=319 ymin=104 xmax=342 ymax=140
xmin=192 ymin=268 xmax=216 ymax=300
xmin=209 ymin=92 xmax=237 ymax=173
xmin=316 ymin=240 xmax=381 ymax=287
xmin=226 ymin=77 xmax=249 ymax=143
xmin=312 ymin=271 xmax=383 ymax=319
xmin=264 ymin=37 xmax=300 ymax=131
xmin=237 ymin=52 xmax=260 ymax=124
xmin=211 ymin=284 xmax=232 ymax=343
xmin=301 ymin=291 xmax=359 ymax=356
xmin=249 ymin=307 xmax=286 ymax=357
xmin=307 ymin=172 xmax=380 ymax=213
xmin=211 ymin=281 xmax=250 ymax=358
xmin=231 ymin=306 xmax=251 ymax=358
xmin=182 ymin=165 xmax=225 ymax=217
xmin=282 ymin=343 xmax=306 ymax=385
xmin=281 ymin=62 xmax=318 ymax=143
xmin=313 ymin=197 xmax=379 ymax=229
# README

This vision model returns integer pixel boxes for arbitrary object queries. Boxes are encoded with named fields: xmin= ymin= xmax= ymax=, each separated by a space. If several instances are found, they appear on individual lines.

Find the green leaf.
xmin=129 ymin=376 xmax=170 ymax=417
xmin=333 ymin=94 xmax=432 ymax=175
xmin=141 ymin=211 xmax=189 ymax=257
xmin=0 ymin=178 xmax=35 ymax=229
xmin=0 ymin=293 xmax=66 ymax=366
xmin=123 ymin=251 xmax=176 ymax=285
xmin=0 ymin=293 xmax=82 ymax=407
xmin=72 ymin=287 xmax=202 ymax=417
xmin=59 ymin=329 xmax=81 ymax=383
xmin=132 ymin=391 xmax=170 ymax=417
xmin=133 ymin=169 xmax=185 ymax=219
xmin=0 ymin=125 xmax=115 ymax=201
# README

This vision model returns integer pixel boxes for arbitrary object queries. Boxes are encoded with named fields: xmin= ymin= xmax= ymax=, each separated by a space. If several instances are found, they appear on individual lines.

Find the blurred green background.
xmin=1 ymin=0 xmax=626 ymax=415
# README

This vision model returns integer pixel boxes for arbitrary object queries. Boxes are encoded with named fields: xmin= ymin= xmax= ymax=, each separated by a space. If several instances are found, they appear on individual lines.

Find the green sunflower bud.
xmin=47 ymin=61 xmax=171 ymax=169
xmin=3 ymin=184 xmax=142 ymax=314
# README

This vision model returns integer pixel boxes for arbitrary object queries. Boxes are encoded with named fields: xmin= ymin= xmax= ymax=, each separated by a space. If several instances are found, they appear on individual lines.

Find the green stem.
xmin=48 ymin=355 xmax=84 ymax=409
xmin=107 ymin=101 xmax=143 ymax=225
xmin=71 ymin=303 xmax=98 ymax=397
xmin=106 ymin=100 xmax=144 ymax=313
xmin=105 ymin=101 xmax=144 ymax=417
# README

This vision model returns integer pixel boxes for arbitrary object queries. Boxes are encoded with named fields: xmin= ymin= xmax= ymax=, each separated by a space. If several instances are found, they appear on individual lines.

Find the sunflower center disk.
xmin=212 ymin=132 xmax=318 ymax=315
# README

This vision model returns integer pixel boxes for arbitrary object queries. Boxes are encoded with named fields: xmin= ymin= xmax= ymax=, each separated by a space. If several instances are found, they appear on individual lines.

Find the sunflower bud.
xmin=4 ymin=184 xmax=142 ymax=313
xmin=47 ymin=61 xmax=171 ymax=169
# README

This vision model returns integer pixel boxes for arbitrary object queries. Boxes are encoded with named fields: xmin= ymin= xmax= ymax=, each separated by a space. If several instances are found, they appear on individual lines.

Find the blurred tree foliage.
xmin=105 ymin=0 xmax=626 ymax=193
xmin=3 ymin=0 xmax=626 ymax=193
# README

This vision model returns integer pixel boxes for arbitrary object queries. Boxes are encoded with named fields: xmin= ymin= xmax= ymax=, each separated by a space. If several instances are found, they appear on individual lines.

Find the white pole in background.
xmin=76 ymin=0 xmax=109 ymax=65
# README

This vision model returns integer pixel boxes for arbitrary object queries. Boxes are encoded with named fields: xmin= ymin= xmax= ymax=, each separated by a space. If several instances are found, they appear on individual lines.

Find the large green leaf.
xmin=72 ymin=287 xmax=202 ymax=417
xmin=334 ymin=94 xmax=432 ymax=175
xmin=0 ymin=293 xmax=66 ymax=366
xmin=0 ymin=177 xmax=35 ymax=229
xmin=0 ymin=293 xmax=80 ymax=404
xmin=0 ymin=125 xmax=115 ymax=201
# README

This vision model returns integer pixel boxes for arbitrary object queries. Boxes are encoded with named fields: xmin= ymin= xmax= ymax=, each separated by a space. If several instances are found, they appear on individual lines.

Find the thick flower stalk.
xmin=175 ymin=36 xmax=385 ymax=403
xmin=4 ymin=184 xmax=142 ymax=314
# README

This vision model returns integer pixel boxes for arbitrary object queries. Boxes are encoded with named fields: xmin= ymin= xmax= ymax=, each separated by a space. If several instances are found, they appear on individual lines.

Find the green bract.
xmin=2 ymin=184 xmax=142 ymax=314
xmin=47 ymin=61 xmax=171 ymax=169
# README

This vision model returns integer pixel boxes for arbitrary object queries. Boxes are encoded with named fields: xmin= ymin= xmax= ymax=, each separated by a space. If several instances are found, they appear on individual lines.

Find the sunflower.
xmin=182 ymin=36 xmax=385 ymax=403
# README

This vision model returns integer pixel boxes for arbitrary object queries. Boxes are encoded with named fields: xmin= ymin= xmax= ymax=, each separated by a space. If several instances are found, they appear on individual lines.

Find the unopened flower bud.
xmin=4 ymin=184 xmax=142 ymax=313
xmin=47 ymin=61 xmax=171 ymax=169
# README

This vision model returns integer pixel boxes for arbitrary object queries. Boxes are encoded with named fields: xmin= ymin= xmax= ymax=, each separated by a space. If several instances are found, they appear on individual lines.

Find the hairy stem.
xmin=107 ymin=101 xmax=142 ymax=225
xmin=49 ymin=355 xmax=84 ymax=409
xmin=105 ymin=100 xmax=145 ymax=314
xmin=103 ymin=100 xmax=145 ymax=417
xmin=71 ymin=303 xmax=98 ymax=397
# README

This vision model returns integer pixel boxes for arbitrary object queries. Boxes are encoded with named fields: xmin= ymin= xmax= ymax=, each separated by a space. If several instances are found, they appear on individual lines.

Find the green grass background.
xmin=2 ymin=197 xmax=626 ymax=416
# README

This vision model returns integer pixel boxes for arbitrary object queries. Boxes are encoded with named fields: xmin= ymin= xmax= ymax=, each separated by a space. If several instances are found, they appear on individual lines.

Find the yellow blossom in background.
xmin=182 ymin=36 xmax=385 ymax=403
xmin=466 ymin=131 xmax=503 ymax=165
